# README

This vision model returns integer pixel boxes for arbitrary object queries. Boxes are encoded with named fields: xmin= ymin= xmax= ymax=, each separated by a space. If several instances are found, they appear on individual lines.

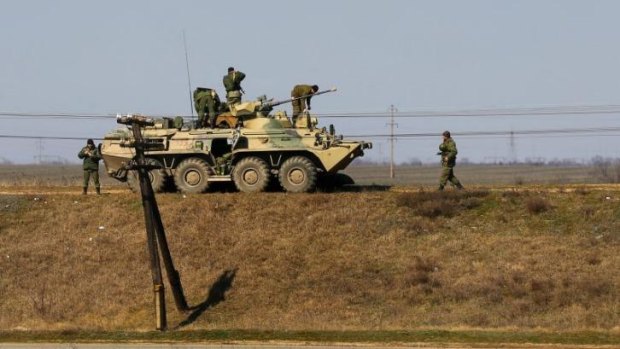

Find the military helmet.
xmin=442 ymin=130 xmax=451 ymax=137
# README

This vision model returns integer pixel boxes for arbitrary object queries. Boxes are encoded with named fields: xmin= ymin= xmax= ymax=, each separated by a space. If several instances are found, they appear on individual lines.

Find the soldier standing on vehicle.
xmin=222 ymin=67 xmax=245 ymax=107
xmin=193 ymin=87 xmax=221 ymax=128
xmin=291 ymin=84 xmax=319 ymax=123
xmin=78 ymin=139 xmax=102 ymax=195
xmin=438 ymin=130 xmax=464 ymax=191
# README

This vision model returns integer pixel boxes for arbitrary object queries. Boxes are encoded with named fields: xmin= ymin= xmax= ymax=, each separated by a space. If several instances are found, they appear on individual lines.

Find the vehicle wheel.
xmin=317 ymin=172 xmax=355 ymax=192
xmin=174 ymin=158 xmax=210 ymax=194
xmin=126 ymin=158 xmax=167 ymax=193
xmin=334 ymin=172 xmax=355 ymax=186
xmin=232 ymin=157 xmax=270 ymax=193
xmin=279 ymin=156 xmax=317 ymax=193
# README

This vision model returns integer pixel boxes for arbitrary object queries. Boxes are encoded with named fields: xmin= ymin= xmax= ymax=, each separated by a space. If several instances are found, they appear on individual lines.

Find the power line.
xmin=2 ymin=126 xmax=620 ymax=142
xmin=0 ymin=112 xmax=115 ymax=119
xmin=346 ymin=126 xmax=620 ymax=139
xmin=316 ymin=104 xmax=620 ymax=118
xmin=1 ymin=103 xmax=620 ymax=120
xmin=0 ymin=134 xmax=100 ymax=141
xmin=317 ymin=110 xmax=620 ymax=118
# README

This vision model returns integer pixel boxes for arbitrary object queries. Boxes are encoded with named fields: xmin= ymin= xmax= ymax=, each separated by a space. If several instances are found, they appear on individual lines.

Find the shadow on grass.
xmin=177 ymin=268 xmax=237 ymax=328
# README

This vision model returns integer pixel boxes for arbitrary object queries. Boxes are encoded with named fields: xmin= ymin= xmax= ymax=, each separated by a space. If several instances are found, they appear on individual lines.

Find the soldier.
xmin=291 ymin=84 xmax=319 ymax=122
xmin=78 ymin=139 xmax=102 ymax=195
xmin=222 ymin=67 xmax=245 ymax=107
xmin=438 ymin=130 xmax=464 ymax=191
xmin=193 ymin=87 xmax=221 ymax=128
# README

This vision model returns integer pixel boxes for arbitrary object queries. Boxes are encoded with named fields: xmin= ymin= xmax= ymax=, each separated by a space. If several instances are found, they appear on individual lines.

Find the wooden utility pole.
xmin=117 ymin=114 xmax=189 ymax=331
xmin=387 ymin=105 xmax=398 ymax=179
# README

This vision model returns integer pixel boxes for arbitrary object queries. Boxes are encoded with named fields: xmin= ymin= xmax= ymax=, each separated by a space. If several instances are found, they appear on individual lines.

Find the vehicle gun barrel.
xmin=263 ymin=87 xmax=337 ymax=109
xmin=117 ymin=114 xmax=155 ymax=126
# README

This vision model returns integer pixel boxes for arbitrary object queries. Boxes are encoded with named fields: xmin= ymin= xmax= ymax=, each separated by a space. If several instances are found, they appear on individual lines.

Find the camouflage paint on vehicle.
xmin=101 ymin=92 xmax=372 ymax=193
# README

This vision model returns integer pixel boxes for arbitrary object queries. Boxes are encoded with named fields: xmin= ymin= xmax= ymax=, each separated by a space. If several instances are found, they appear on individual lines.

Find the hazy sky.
xmin=1 ymin=0 xmax=619 ymax=164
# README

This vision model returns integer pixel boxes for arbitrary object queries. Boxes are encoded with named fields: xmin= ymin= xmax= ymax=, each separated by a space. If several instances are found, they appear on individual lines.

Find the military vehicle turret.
xmin=100 ymin=89 xmax=372 ymax=193
xmin=214 ymin=88 xmax=338 ymax=128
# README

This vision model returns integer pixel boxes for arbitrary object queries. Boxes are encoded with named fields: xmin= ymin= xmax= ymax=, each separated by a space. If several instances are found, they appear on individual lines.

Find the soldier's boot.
xmin=456 ymin=183 xmax=464 ymax=190
xmin=82 ymin=187 xmax=88 ymax=195
xmin=438 ymin=185 xmax=444 ymax=191
xmin=96 ymin=187 xmax=101 ymax=195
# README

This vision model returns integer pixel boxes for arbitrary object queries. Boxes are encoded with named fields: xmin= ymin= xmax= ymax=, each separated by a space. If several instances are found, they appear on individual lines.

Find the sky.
xmin=1 ymin=0 xmax=620 ymax=164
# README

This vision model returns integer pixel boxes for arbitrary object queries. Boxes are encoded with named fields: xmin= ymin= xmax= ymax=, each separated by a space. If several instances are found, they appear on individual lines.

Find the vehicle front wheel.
xmin=318 ymin=172 xmax=355 ymax=192
xmin=232 ymin=157 xmax=270 ymax=193
xmin=174 ymin=158 xmax=210 ymax=194
xmin=127 ymin=158 xmax=167 ymax=193
xmin=279 ymin=156 xmax=317 ymax=193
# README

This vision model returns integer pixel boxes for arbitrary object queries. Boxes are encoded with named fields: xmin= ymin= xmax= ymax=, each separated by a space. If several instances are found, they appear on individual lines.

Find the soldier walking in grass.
xmin=438 ymin=130 xmax=464 ymax=191
xmin=222 ymin=67 xmax=246 ymax=107
xmin=291 ymin=84 xmax=319 ymax=123
xmin=78 ymin=139 xmax=101 ymax=195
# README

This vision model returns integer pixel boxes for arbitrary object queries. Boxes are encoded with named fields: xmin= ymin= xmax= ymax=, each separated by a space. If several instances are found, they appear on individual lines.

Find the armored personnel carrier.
xmin=100 ymin=90 xmax=372 ymax=193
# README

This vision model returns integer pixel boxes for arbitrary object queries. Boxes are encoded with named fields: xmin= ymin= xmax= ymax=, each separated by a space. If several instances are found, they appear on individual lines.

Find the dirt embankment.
xmin=0 ymin=186 xmax=618 ymax=333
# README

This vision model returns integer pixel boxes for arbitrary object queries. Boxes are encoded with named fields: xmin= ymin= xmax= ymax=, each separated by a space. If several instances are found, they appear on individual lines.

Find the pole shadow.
xmin=177 ymin=268 xmax=237 ymax=328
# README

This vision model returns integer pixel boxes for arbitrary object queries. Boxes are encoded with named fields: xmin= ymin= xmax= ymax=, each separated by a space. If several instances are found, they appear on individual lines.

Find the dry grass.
xmin=395 ymin=190 xmax=489 ymax=218
xmin=0 ymin=163 xmax=609 ymax=188
xmin=525 ymin=196 xmax=552 ymax=214
xmin=0 ymin=186 xmax=618 ymax=333
xmin=345 ymin=163 xmax=605 ymax=186
xmin=0 ymin=165 xmax=121 ymax=187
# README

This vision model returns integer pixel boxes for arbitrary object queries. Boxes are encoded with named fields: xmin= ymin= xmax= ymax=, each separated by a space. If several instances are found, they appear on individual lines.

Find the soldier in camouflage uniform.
xmin=222 ymin=67 xmax=246 ymax=107
xmin=78 ymin=139 xmax=102 ymax=195
xmin=438 ymin=130 xmax=464 ymax=191
xmin=193 ymin=87 xmax=221 ymax=128
xmin=291 ymin=84 xmax=319 ymax=123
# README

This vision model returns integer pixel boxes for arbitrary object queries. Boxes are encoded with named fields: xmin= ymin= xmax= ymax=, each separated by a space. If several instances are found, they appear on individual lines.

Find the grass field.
xmin=345 ymin=163 xmax=604 ymax=187
xmin=0 ymin=164 xmax=618 ymax=345
xmin=0 ymin=162 xmax=608 ymax=188
xmin=0 ymin=164 xmax=121 ymax=188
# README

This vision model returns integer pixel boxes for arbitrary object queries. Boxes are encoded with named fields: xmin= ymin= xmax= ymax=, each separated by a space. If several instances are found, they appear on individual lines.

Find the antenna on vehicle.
xmin=182 ymin=30 xmax=194 ymax=120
